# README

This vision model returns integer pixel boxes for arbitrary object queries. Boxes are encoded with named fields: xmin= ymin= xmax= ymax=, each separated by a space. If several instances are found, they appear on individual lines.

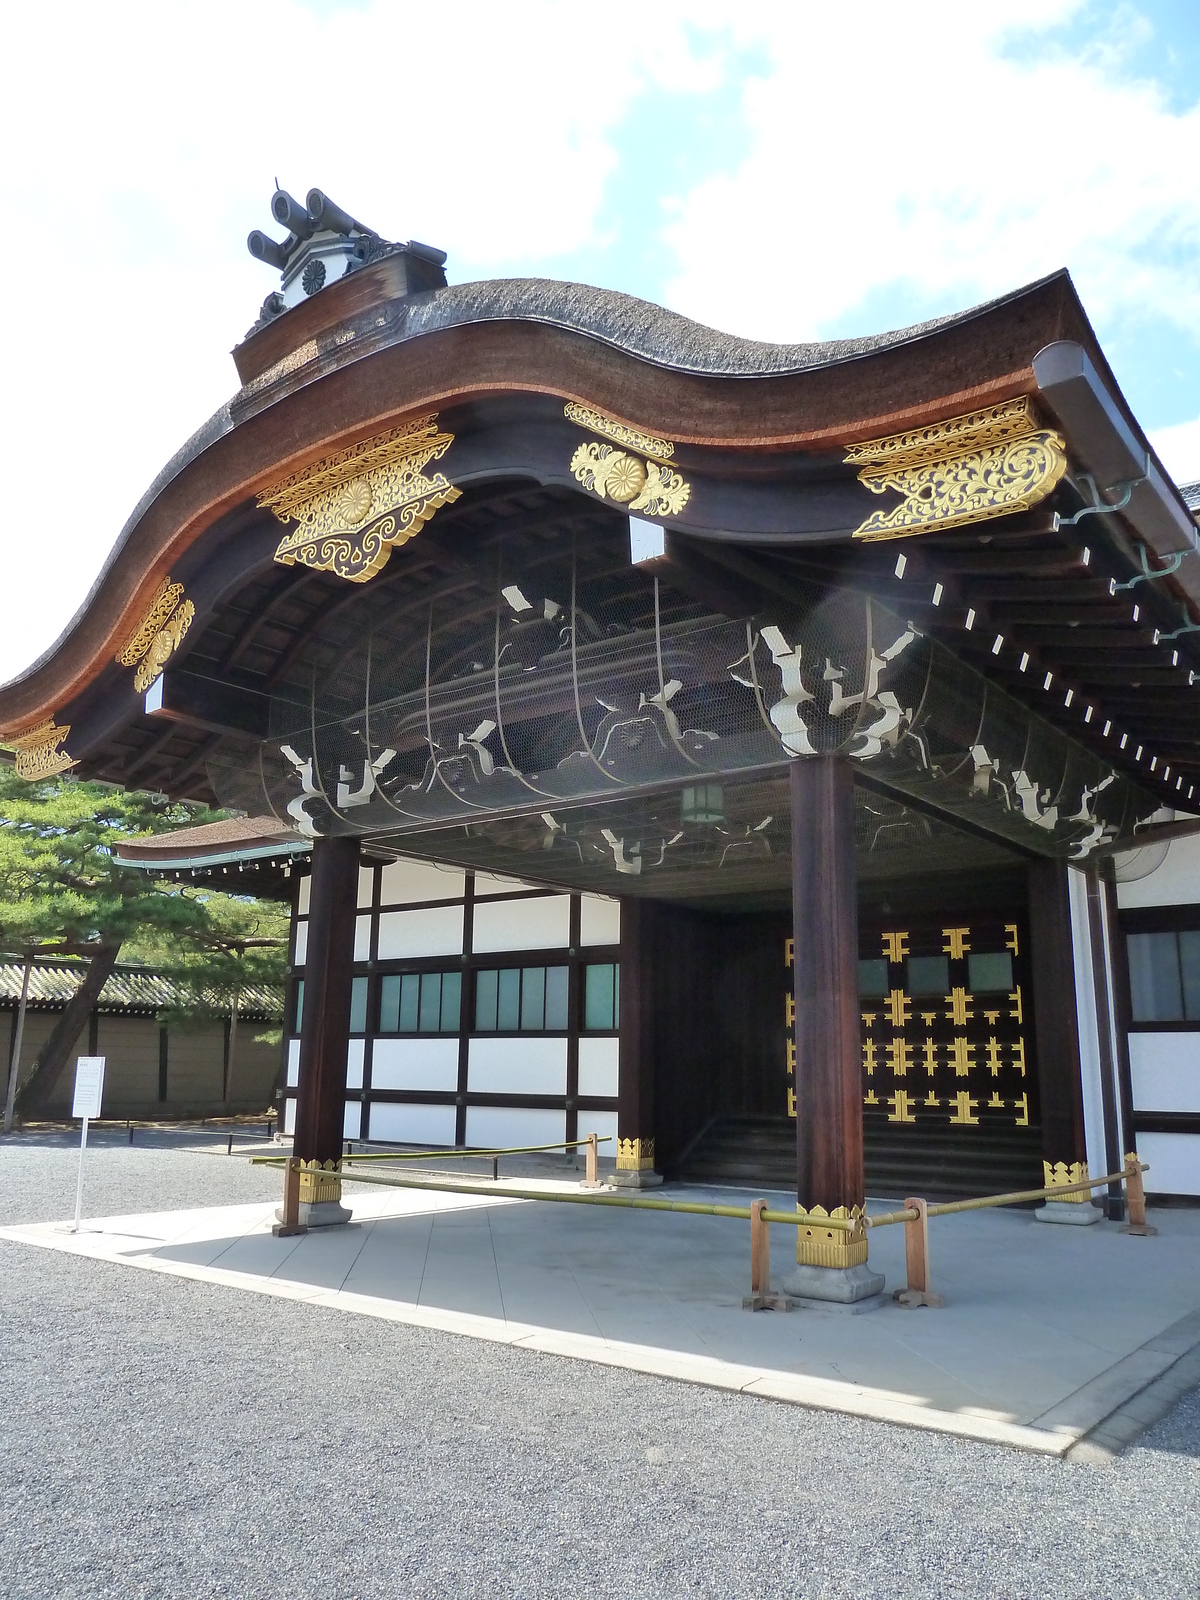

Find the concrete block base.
xmin=275 ymin=1199 xmax=352 ymax=1229
xmin=1035 ymin=1200 xmax=1102 ymax=1226
xmin=784 ymin=1291 xmax=889 ymax=1315
xmin=780 ymin=1262 xmax=885 ymax=1305
xmin=608 ymin=1169 xmax=664 ymax=1189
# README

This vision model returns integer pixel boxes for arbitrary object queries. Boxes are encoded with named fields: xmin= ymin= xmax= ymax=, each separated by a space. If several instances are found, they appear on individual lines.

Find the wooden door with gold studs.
xmin=857 ymin=913 xmax=1042 ymax=1197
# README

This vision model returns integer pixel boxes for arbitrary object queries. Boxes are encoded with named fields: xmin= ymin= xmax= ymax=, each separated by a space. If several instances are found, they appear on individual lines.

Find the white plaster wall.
xmin=368 ymin=1101 xmax=456 ymax=1146
xmin=370 ymin=1038 xmax=459 ymax=1093
xmin=473 ymin=870 xmax=538 ymax=898
xmin=579 ymin=895 xmax=620 ymax=946
xmin=1116 ymin=832 xmax=1200 ymax=908
xmin=467 ymin=1036 xmax=568 ymax=1096
xmin=464 ymin=1105 xmax=566 ymax=1149
xmin=298 ymin=876 xmax=310 ymax=914
xmin=378 ymin=858 xmax=465 ymax=905
xmin=1137 ymin=1131 xmax=1200 ymax=1195
xmin=353 ymin=914 xmax=371 ymax=962
xmin=346 ymin=1039 xmax=365 ymax=1091
xmin=1128 ymin=1033 xmax=1200 ymax=1112
xmin=343 ymin=1100 xmax=362 ymax=1140
xmin=577 ymin=1109 xmax=619 ymax=1154
xmin=377 ymin=904 xmax=464 ymax=960
xmin=283 ymin=1096 xmax=296 ymax=1134
xmin=471 ymin=895 xmax=571 ymax=952
xmin=294 ymin=920 xmax=308 ymax=965
xmin=578 ymin=1036 xmax=619 ymax=1098
xmin=357 ymin=866 xmax=375 ymax=908
xmin=286 ymin=1037 xmax=300 ymax=1087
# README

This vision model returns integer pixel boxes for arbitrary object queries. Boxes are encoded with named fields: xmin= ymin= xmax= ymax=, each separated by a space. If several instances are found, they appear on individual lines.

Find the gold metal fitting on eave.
xmin=795 ymin=1204 xmax=869 ymax=1268
xmin=115 ymin=577 xmax=195 ymax=695
xmin=259 ymin=414 xmax=462 ymax=584
xmin=1043 ymin=1158 xmax=1091 ymax=1201
xmin=847 ymin=396 xmax=1068 ymax=542
xmin=7 ymin=718 xmax=77 ymax=780
xmin=297 ymin=1158 xmax=343 ymax=1205
xmin=616 ymin=1136 xmax=656 ymax=1172
xmin=565 ymin=402 xmax=690 ymax=519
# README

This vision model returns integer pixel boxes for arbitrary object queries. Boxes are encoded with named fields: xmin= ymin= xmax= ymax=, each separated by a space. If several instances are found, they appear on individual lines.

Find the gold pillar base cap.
xmin=795 ymin=1204 xmax=869 ymax=1268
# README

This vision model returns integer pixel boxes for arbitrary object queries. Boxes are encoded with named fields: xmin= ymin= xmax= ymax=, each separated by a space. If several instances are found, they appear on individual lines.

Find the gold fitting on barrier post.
xmin=893 ymin=1197 xmax=943 ymax=1308
xmin=583 ymin=1132 xmax=599 ymax=1189
xmin=272 ymin=1157 xmax=307 ymax=1238
xmin=742 ymin=1199 xmax=791 ymax=1312
xmin=1121 ymin=1153 xmax=1158 ymax=1237
xmin=795 ymin=1204 xmax=869 ymax=1269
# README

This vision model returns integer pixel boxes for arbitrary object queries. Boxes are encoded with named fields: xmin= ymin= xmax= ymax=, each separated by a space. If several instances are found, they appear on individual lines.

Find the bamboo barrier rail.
xmin=338 ymin=1137 xmax=613 ymax=1164
xmin=256 ymin=1141 xmax=1152 ymax=1307
xmin=251 ymin=1136 xmax=857 ymax=1230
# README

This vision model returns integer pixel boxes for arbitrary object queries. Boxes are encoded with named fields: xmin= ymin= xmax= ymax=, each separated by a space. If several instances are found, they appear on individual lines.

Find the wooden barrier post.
xmin=1121 ymin=1154 xmax=1157 ymax=1237
xmin=584 ymin=1132 xmax=599 ymax=1189
xmin=893 ymin=1198 xmax=943 ymax=1308
xmin=751 ymin=1199 xmax=769 ymax=1292
xmin=272 ymin=1158 xmax=307 ymax=1238
xmin=743 ymin=1200 xmax=790 ymax=1311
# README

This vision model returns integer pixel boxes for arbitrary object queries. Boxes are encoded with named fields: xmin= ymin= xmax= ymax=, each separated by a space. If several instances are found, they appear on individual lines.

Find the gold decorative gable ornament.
xmin=847 ymin=396 xmax=1068 ymax=542
xmin=115 ymin=577 xmax=195 ymax=694
xmin=8 ymin=718 xmax=76 ymax=780
xmin=566 ymin=403 xmax=691 ymax=518
xmin=259 ymin=414 xmax=462 ymax=584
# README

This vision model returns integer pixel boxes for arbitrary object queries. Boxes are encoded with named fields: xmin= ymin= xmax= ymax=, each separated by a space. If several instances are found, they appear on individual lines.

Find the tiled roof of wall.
xmin=0 ymin=961 xmax=283 ymax=1018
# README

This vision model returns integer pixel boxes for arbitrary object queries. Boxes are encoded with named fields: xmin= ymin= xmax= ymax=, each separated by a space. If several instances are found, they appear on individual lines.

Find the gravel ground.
xmin=1 ymin=1134 xmax=1198 ymax=1600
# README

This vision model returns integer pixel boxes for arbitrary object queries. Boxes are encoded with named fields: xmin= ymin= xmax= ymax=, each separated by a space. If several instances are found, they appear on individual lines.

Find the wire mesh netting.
xmin=207 ymin=514 xmax=1159 ymax=882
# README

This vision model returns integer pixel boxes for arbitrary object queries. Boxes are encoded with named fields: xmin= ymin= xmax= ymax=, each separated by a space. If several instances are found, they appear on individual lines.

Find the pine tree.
xmin=0 ymin=765 xmax=285 ymax=1118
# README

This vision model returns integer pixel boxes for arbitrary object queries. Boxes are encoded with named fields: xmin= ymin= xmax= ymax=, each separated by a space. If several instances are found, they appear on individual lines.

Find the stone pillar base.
xmin=609 ymin=1168 xmax=664 ymax=1189
xmin=1035 ymin=1200 xmax=1102 ymax=1226
xmin=780 ymin=1262 xmax=886 ymax=1306
xmin=275 ymin=1199 xmax=353 ymax=1229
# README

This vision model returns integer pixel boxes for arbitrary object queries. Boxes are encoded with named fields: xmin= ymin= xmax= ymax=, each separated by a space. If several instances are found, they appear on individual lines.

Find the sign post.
xmin=71 ymin=1057 xmax=105 ymax=1234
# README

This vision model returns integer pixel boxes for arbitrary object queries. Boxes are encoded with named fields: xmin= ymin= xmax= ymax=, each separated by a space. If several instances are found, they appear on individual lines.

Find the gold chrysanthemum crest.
xmin=565 ymin=403 xmax=690 ymax=519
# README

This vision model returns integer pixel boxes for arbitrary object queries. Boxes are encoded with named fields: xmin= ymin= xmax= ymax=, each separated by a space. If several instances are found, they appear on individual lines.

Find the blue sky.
xmin=3 ymin=0 xmax=1200 ymax=680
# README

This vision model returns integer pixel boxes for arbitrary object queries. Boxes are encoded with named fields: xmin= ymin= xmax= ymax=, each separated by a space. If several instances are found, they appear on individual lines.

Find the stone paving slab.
xmin=3 ymin=1177 xmax=1198 ymax=1456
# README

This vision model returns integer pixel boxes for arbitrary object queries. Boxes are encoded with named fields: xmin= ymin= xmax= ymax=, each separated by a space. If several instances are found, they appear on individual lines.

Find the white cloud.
xmin=1149 ymin=416 xmax=1200 ymax=487
xmin=664 ymin=4 xmax=1200 ymax=344
xmin=4 ymin=0 xmax=1200 ymax=691
xmin=0 ymin=0 xmax=722 ymax=685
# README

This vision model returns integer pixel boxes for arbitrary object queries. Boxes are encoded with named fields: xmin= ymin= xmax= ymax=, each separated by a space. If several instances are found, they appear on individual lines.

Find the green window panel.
xmin=475 ymin=965 xmax=570 ymax=1032
xmin=584 ymin=963 xmax=619 ymax=1031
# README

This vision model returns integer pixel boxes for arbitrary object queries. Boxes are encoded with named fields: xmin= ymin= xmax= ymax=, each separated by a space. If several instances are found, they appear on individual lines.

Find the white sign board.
xmin=72 ymin=1057 xmax=105 ymax=1120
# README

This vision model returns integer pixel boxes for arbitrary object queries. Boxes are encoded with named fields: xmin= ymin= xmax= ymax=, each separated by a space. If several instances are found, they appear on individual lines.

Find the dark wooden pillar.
xmin=791 ymin=754 xmax=866 ymax=1221
xmin=294 ymin=835 xmax=360 ymax=1168
xmin=616 ymin=896 xmax=660 ymax=1183
xmin=1027 ymin=859 xmax=1090 ymax=1191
